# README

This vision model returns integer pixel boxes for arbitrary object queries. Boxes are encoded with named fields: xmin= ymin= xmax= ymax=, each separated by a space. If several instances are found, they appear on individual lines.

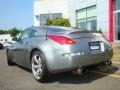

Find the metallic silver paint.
xmin=7 ymin=26 xmax=113 ymax=73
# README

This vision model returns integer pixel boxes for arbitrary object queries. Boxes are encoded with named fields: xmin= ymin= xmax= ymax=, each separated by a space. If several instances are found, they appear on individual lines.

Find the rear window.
xmin=47 ymin=27 xmax=77 ymax=32
xmin=36 ymin=27 xmax=81 ymax=35
xmin=48 ymin=28 xmax=66 ymax=32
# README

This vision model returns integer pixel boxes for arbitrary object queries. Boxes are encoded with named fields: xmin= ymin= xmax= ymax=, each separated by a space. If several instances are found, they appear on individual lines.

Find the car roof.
xmin=30 ymin=26 xmax=77 ymax=33
xmin=32 ymin=26 xmax=73 ymax=30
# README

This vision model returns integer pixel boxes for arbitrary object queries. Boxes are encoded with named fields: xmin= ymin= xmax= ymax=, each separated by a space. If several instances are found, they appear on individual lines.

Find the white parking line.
xmin=112 ymin=62 xmax=120 ymax=65
xmin=87 ymin=70 xmax=120 ymax=79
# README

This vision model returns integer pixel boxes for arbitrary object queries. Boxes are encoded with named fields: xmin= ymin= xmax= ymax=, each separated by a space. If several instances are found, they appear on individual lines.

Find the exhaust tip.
xmin=106 ymin=60 xmax=112 ymax=66
xmin=72 ymin=66 xmax=84 ymax=75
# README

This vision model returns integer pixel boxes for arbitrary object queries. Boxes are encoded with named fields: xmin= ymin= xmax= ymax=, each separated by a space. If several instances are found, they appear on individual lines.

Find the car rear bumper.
xmin=44 ymin=48 xmax=113 ymax=73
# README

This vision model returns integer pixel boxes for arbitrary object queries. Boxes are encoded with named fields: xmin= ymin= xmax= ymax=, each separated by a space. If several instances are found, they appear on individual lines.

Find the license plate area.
xmin=89 ymin=42 xmax=100 ymax=51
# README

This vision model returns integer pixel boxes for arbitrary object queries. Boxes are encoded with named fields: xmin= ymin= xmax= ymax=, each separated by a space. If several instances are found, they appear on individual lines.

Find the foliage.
xmin=0 ymin=30 xmax=9 ymax=34
xmin=98 ymin=29 xmax=102 ymax=33
xmin=9 ymin=28 xmax=20 ymax=37
xmin=0 ymin=27 xmax=20 ymax=37
xmin=46 ymin=18 xmax=71 ymax=27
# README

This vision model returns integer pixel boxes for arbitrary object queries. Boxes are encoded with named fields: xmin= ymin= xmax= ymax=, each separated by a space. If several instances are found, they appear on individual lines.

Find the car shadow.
xmin=16 ymin=65 xmax=119 ymax=84
xmin=45 ymin=65 xmax=119 ymax=84
xmin=46 ymin=71 xmax=104 ymax=84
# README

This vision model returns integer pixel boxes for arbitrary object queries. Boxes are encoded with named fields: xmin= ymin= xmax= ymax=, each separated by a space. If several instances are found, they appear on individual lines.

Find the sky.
xmin=0 ymin=0 xmax=33 ymax=30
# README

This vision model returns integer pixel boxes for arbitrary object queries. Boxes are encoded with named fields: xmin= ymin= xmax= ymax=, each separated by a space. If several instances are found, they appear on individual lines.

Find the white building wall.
xmin=97 ymin=0 xmax=109 ymax=38
xmin=34 ymin=0 xmax=41 ymax=26
xmin=34 ymin=0 xmax=68 ymax=26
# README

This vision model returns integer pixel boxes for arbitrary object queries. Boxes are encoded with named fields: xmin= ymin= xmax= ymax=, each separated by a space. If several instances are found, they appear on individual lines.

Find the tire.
xmin=105 ymin=60 xmax=112 ymax=69
xmin=96 ymin=60 xmax=112 ymax=70
xmin=6 ymin=52 xmax=15 ymax=66
xmin=31 ymin=50 xmax=49 ymax=82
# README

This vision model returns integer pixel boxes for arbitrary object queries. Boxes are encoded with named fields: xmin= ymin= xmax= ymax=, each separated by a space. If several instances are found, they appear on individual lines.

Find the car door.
xmin=12 ymin=29 xmax=33 ymax=66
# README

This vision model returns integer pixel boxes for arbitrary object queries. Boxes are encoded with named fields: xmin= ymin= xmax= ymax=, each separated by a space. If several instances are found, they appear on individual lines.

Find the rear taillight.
xmin=48 ymin=35 xmax=76 ymax=45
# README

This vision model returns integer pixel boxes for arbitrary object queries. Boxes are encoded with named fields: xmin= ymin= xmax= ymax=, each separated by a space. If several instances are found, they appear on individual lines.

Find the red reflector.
xmin=48 ymin=35 xmax=76 ymax=45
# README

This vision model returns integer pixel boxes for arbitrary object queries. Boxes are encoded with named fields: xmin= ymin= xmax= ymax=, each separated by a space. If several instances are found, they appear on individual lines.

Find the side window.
xmin=31 ymin=30 xmax=36 ymax=37
xmin=18 ymin=29 xmax=33 ymax=40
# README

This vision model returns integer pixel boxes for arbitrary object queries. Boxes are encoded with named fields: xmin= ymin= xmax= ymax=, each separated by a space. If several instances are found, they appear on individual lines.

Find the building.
xmin=34 ymin=0 xmax=68 ymax=26
xmin=34 ymin=0 xmax=120 ymax=42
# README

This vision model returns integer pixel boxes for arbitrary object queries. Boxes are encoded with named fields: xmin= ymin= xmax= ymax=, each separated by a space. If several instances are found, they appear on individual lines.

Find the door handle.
xmin=25 ymin=41 xmax=28 ymax=45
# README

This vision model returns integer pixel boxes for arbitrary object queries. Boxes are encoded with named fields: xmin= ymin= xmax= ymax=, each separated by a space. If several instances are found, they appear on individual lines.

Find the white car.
xmin=3 ymin=42 xmax=12 ymax=48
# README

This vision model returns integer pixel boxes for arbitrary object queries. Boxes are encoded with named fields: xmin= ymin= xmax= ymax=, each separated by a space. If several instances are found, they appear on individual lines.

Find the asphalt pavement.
xmin=0 ymin=50 xmax=120 ymax=90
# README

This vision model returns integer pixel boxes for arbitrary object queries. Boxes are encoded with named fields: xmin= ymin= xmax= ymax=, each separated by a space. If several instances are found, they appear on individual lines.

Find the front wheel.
xmin=31 ymin=51 xmax=49 ymax=82
xmin=6 ymin=52 xmax=15 ymax=66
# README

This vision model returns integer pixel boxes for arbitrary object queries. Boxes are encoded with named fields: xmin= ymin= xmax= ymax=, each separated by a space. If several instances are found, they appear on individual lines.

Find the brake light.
xmin=48 ymin=35 xmax=76 ymax=45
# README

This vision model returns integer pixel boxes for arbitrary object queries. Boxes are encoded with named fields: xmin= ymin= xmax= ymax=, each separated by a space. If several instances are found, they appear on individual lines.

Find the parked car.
xmin=0 ymin=42 xmax=4 ymax=50
xmin=3 ymin=41 xmax=13 ymax=48
xmin=6 ymin=26 xmax=113 ymax=82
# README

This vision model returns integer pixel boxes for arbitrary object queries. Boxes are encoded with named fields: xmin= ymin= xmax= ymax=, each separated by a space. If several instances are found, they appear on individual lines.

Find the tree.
xmin=9 ymin=28 xmax=20 ymax=37
xmin=0 ymin=30 xmax=5 ymax=34
xmin=46 ymin=18 xmax=71 ymax=27
xmin=0 ymin=30 xmax=8 ymax=34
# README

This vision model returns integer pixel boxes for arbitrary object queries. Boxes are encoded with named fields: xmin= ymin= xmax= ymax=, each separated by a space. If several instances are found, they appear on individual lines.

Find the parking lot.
xmin=0 ymin=49 xmax=120 ymax=90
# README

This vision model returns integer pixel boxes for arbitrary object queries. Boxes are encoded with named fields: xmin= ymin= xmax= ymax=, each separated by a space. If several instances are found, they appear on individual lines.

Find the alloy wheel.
xmin=31 ymin=53 xmax=43 ymax=80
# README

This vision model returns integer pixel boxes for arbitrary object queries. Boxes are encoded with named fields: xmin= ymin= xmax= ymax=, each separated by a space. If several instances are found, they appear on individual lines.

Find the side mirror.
xmin=12 ymin=37 xmax=18 ymax=41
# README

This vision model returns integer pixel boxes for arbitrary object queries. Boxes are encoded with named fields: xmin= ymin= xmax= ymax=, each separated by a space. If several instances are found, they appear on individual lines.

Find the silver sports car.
xmin=6 ymin=26 xmax=113 ymax=82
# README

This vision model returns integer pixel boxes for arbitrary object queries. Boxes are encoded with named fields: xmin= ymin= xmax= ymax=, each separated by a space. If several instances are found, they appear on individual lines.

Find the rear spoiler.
xmin=70 ymin=27 xmax=102 ymax=34
xmin=69 ymin=30 xmax=102 ymax=34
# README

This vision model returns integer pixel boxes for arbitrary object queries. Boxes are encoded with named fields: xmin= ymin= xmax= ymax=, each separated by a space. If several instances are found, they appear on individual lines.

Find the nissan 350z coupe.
xmin=6 ymin=26 xmax=113 ymax=82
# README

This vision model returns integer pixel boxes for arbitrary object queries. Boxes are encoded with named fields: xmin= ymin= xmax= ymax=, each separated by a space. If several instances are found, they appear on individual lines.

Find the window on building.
xmin=76 ymin=5 xmax=97 ymax=31
xmin=40 ymin=13 xmax=63 ymax=26
xmin=114 ymin=0 xmax=120 ymax=40
xmin=51 ymin=13 xmax=62 ymax=19
xmin=40 ymin=14 xmax=50 ymax=26
xmin=115 ymin=0 xmax=120 ymax=11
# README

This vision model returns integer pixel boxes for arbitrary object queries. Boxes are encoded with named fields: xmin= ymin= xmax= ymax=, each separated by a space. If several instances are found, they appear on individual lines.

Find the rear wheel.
xmin=31 ymin=51 xmax=49 ymax=82
xmin=100 ymin=60 xmax=112 ymax=67
xmin=97 ymin=60 xmax=112 ymax=70
xmin=105 ymin=60 xmax=112 ymax=69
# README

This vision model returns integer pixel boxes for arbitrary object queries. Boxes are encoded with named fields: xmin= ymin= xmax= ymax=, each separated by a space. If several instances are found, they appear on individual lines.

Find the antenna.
xmin=45 ymin=10 xmax=51 ymax=40
xmin=45 ymin=26 xmax=49 ymax=40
